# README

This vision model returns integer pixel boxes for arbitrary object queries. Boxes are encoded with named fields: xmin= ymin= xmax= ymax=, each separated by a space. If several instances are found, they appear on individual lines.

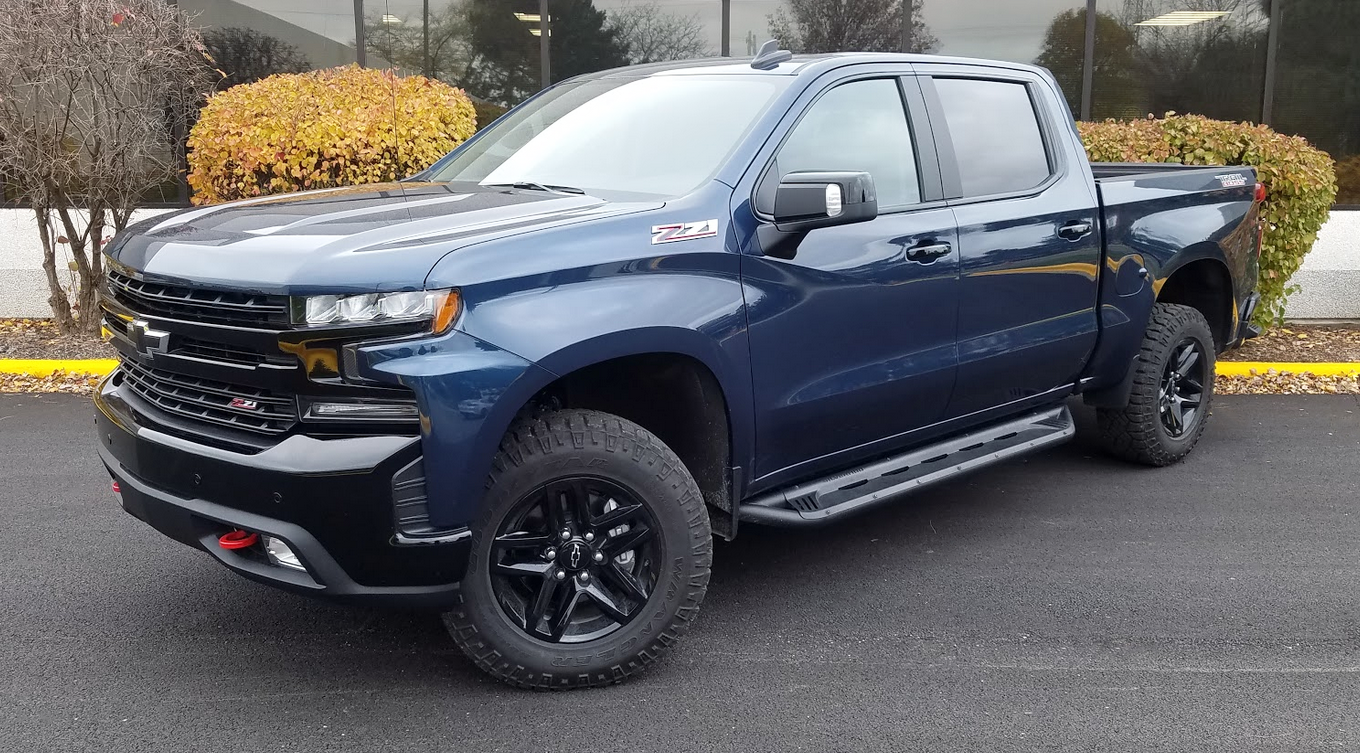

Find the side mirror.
xmin=757 ymin=171 xmax=878 ymax=259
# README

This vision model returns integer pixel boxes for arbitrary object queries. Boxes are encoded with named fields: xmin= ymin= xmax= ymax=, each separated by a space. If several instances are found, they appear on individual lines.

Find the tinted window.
xmin=778 ymin=79 xmax=921 ymax=208
xmin=934 ymin=78 xmax=1051 ymax=197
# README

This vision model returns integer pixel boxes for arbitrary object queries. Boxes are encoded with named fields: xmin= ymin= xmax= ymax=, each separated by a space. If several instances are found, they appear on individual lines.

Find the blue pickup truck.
xmin=95 ymin=47 xmax=1262 ymax=689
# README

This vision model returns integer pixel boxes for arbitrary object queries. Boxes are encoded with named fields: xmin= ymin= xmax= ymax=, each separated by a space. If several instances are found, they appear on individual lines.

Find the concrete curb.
xmin=2 ymin=358 xmax=1358 ymax=379
xmin=0 ymin=359 xmax=119 ymax=377
xmin=1217 ymin=362 xmax=1360 ymax=377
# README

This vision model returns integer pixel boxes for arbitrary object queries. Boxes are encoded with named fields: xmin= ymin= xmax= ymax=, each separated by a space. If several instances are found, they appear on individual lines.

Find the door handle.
xmin=1058 ymin=220 xmax=1093 ymax=240
xmin=906 ymin=242 xmax=952 ymax=263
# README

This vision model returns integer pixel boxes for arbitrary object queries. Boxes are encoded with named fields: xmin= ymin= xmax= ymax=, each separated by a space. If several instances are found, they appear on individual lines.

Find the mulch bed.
xmin=0 ymin=318 xmax=115 ymax=360
xmin=1221 ymin=323 xmax=1360 ymax=363
xmin=0 ymin=370 xmax=106 ymax=394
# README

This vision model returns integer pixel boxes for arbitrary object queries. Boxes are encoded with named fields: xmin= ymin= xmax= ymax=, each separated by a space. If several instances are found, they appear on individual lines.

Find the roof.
xmin=579 ymin=52 xmax=1047 ymax=81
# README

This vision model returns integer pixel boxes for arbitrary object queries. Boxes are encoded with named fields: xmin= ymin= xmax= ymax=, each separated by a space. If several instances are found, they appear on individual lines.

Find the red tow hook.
xmin=218 ymin=529 xmax=259 ymax=550
xmin=111 ymin=481 xmax=121 ymax=494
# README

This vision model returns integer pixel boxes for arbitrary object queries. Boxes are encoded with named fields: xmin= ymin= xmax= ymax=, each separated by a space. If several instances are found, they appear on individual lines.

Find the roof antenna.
xmin=751 ymin=39 xmax=793 ymax=70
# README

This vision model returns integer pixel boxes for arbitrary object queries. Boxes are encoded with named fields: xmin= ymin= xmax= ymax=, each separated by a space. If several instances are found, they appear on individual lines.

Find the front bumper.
xmin=95 ymin=376 xmax=470 ymax=609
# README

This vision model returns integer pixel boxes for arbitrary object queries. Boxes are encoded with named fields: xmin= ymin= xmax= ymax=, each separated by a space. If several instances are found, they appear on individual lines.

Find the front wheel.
xmin=444 ymin=409 xmax=712 ymax=690
xmin=1096 ymin=302 xmax=1216 ymax=466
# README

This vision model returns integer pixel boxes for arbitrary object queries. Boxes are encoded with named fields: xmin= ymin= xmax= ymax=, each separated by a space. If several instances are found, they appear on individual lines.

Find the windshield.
xmin=427 ymin=75 xmax=789 ymax=200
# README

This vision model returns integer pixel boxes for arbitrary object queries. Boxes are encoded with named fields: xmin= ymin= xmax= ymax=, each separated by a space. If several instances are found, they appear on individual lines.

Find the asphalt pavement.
xmin=3 ymin=393 xmax=1360 ymax=753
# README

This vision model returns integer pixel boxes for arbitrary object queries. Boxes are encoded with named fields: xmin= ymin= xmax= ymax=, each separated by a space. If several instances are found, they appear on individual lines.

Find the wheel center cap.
xmin=559 ymin=540 xmax=591 ymax=571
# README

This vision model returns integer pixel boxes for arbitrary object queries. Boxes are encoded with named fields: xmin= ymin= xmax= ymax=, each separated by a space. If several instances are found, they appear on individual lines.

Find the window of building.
xmin=932 ymin=78 xmax=1051 ymax=197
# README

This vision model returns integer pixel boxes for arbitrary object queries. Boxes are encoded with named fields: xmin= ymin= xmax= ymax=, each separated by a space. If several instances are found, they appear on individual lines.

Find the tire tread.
xmin=445 ymin=409 xmax=712 ymax=691
xmin=1095 ymin=302 xmax=1216 ymax=466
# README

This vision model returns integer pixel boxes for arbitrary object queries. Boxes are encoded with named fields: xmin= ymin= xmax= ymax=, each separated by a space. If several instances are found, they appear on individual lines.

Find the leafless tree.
xmin=607 ymin=1 xmax=711 ymax=64
xmin=769 ymin=0 xmax=937 ymax=54
xmin=0 ymin=0 xmax=214 ymax=334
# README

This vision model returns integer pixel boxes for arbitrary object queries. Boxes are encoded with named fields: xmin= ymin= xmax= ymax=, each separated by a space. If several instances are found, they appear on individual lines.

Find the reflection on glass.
xmin=361 ymin=0 xmax=718 ymax=106
xmin=181 ymin=0 xmax=359 ymax=87
xmin=1091 ymin=0 xmax=1267 ymax=122
xmin=1271 ymin=0 xmax=1360 ymax=205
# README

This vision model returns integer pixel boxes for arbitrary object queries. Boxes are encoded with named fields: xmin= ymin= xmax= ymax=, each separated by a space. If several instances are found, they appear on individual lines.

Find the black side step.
xmin=738 ymin=405 xmax=1075 ymax=527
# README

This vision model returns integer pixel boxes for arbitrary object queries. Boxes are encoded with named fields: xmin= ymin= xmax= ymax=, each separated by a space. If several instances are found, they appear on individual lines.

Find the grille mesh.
xmin=108 ymin=270 xmax=289 ymax=328
xmin=119 ymin=359 xmax=297 ymax=435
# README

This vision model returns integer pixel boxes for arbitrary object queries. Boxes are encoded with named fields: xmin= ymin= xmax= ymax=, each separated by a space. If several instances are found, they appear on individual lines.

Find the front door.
xmin=740 ymin=75 xmax=961 ymax=484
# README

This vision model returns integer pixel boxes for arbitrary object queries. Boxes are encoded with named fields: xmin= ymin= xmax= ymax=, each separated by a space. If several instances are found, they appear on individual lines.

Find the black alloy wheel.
xmin=445 ymin=409 xmax=712 ymax=690
xmin=1095 ymin=302 xmax=1217 ymax=467
xmin=491 ymin=477 xmax=660 ymax=643
xmin=1159 ymin=337 xmax=1208 ymax=438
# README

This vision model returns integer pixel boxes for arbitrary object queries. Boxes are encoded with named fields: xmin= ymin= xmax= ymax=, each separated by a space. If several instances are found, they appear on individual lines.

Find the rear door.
xmin=916 ymin=68 xmax=1102 ymax=418
xmin=738 ymin=73 xmax=961 ymax=486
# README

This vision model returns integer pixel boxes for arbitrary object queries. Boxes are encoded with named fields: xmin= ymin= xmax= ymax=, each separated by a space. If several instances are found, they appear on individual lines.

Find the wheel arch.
xmin=1154 ymin=250 xmax=1235 ymax=351
xmin=517 ymin=332 xmax=746 ymax=539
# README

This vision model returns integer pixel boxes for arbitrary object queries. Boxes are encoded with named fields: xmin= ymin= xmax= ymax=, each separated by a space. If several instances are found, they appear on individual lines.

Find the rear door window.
xmin=932 ymin=78 xmax=1051 ymax=197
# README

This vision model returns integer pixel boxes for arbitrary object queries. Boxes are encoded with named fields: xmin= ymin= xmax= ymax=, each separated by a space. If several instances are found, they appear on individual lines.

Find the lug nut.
xmin=544 ymin=548 xmax=557 ymax=560
xmin=560 ymin=529 xmax=572 ymax=541
xmin=577 ymin=571 xmax=590 ymax=584
xmin=583 ymin=532 xmax=595 ymax=542
xmin=593 ymin=551 xmax=605 ymax=563
xmin=554 ymin=569 xmax=566 ymax=580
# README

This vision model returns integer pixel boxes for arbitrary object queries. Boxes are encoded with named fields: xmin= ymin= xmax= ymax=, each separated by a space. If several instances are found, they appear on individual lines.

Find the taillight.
xmin=1254 ymin=182 xmax=1266 ymax=203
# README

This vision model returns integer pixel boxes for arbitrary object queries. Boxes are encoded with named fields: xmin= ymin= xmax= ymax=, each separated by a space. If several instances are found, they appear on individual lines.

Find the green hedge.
xmin=1079 ymin=114 xmax=1337 ymax=325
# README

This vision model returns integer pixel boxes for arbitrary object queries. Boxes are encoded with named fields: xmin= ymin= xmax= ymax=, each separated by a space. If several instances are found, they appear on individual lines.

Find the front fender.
xmin=358 ymin=330 xmax=558 ymax=529
xmin=456 ymin=268 xmax=756 ymax=497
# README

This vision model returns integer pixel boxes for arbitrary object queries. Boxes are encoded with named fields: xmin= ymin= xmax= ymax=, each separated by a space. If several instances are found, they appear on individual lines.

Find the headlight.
xmin=293 ymin=289 xmax=460 ymax=331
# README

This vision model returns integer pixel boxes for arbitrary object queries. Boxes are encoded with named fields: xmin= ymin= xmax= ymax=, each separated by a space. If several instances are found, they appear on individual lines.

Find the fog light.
xmin=307 ymin=401 xmax=420 ymax=420
xmin=263 ymin=535 xmax=306 ymax=572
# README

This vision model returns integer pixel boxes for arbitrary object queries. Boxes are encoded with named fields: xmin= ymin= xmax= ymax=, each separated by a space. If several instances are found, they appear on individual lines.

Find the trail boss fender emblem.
xmin=1215 ymin=173 xmax=1247 ymax=188
xmin=651 ymin=219 xmax=718 ymax=244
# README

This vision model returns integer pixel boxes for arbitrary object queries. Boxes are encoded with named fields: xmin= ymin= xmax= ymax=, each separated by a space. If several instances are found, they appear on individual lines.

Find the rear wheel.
xmin=1096 ymin=302 xmax=1216 ymax=466
xmin=444 ymin=409 xmax=712 ymax=690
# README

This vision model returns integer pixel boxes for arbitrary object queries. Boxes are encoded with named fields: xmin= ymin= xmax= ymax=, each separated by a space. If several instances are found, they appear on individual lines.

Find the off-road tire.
xmin=1096 ymin=302 xmax=1216 ymax=466
xmin=444 ymin=409 xmax=712 ymax=690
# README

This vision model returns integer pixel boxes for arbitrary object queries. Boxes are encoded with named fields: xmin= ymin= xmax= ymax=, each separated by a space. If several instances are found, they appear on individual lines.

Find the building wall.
xmin=0 ymin=207 xmax=1354 ymax=320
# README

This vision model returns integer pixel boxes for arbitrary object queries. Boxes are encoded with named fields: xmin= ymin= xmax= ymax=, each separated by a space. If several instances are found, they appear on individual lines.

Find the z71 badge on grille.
xmin=651 ymin=219 xmax=718 ymax=244
xmin=228 ymin=398 xmax=261 ymax=411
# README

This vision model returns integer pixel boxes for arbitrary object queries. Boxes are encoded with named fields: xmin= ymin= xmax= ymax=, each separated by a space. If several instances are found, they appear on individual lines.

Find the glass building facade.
xmin=130 ymin=0 xmax=1360 ymax=207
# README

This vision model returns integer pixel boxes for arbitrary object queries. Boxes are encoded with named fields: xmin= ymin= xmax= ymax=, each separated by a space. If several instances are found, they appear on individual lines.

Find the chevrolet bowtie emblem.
xmin=126 ymin=319 xmax=170 ymax=356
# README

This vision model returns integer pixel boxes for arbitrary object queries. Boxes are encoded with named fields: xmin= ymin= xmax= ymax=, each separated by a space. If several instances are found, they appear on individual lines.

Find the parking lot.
xmin=4 ymin=393 xmax=1359 ymax=752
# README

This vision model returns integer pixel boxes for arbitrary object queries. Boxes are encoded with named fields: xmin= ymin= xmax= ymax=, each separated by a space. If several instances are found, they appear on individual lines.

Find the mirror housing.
xmin=757 ymin=171 xmax=878 ymax=259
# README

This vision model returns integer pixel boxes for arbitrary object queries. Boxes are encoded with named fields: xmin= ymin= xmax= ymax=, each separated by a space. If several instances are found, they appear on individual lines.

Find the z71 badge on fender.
xmin=651 ymin=219 xmax=718 ymax=244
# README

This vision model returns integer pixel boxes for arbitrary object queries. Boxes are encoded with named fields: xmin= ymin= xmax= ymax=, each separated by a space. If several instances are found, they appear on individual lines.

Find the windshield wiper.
xmin=484 ymin=181 xmax=586 ymax=195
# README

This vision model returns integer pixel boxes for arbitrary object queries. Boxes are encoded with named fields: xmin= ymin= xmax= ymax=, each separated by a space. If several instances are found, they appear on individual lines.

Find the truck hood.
xmin=110 ymin=182 xmax=660 ymax=294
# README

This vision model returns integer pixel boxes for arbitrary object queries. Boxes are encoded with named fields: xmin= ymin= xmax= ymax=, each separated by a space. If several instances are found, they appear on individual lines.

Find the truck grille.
xmin=108 ymin=270 xmax=290 ymax=328
xmin=119 ymin=358 xmax=297 ymax=435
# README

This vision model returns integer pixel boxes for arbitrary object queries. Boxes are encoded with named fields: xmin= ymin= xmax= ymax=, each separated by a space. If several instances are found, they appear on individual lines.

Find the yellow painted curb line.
xmin=0 ymin=359 xmax=119 ymax=377
xmin=1218 ymin=361 xmax=1360 ymax=377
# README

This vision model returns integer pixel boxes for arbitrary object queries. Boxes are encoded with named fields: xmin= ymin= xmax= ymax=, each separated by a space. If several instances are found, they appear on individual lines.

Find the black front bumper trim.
xmin=95 ymin=377 xmax=472 ymax=609
xmin=102 ymin=442 xmax=466 ymax=608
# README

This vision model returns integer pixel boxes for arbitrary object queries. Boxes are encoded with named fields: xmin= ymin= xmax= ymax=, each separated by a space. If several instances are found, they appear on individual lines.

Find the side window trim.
xmin=919 ymin=74 xmax=1067 ymax=204
xmin=752 ymin=73 xmax=943 ymax=218
xmin=899 ymin=76 xmax=945 ymax=204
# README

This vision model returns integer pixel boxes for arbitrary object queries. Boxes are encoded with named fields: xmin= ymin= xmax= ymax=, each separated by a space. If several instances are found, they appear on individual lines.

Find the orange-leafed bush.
xmin=187 ymin=65 xmax=477 ymax=205
xmin=1079 ymin=114 xmax=1337 ymax=325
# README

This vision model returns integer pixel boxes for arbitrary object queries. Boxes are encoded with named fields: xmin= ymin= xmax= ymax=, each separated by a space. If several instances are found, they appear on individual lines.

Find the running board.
xmin=738 ymin=405 xmax=1075 ymax=527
